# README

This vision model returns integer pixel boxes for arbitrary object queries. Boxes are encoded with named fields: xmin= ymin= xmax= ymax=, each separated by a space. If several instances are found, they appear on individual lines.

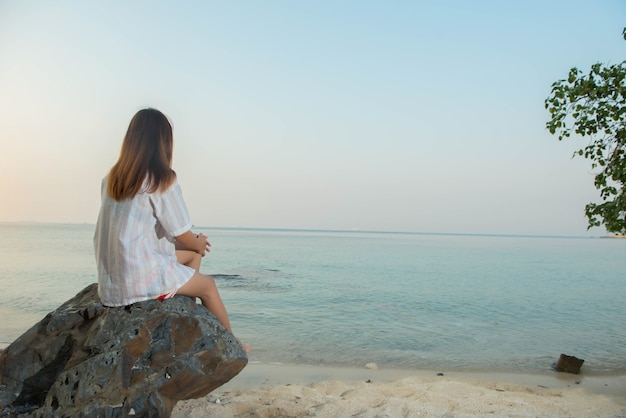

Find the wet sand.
xmin=172 ymin=363 xmax=626 ymax=417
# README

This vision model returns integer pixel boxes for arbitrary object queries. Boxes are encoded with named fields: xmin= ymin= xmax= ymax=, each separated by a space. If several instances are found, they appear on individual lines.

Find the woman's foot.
xmin=237 ymin=339 xmax=252 ymax=353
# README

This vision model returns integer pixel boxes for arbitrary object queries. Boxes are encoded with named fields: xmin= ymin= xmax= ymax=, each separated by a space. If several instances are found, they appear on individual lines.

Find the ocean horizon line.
xmin=0 ymin=221 xmax=601 ymax=240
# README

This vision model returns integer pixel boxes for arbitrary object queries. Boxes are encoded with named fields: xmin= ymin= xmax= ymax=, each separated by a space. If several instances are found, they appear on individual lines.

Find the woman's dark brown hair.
xmin=108 ymin=108 xmax=176 ymax=200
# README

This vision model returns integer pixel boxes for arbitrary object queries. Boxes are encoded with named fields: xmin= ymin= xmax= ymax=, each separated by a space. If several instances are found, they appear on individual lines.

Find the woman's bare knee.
xmin=204 ymin=275 xmax=216 ymax=289
xmin=177 ymin=273 xmax=216 ymax=299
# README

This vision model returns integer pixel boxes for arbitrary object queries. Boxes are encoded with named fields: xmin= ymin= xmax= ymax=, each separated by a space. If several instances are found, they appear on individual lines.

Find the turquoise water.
xmin=1 ymin=223 xmax=625 ymax=375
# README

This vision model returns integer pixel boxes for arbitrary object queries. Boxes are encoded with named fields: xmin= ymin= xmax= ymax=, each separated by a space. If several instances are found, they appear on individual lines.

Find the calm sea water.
xmin=1 ymin=223 xmax=625 ymax=375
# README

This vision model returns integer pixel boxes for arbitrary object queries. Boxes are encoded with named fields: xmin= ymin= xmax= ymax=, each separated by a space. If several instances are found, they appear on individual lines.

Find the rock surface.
xmin=0 ymin=283 xmax=247 ymax=417
xmin=553 ymin=354 xmax=585 ymax=374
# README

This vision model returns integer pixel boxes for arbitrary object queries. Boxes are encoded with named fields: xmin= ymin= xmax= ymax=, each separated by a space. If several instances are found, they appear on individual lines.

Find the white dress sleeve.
xmin=149 ymin=179 xmax=193 ymax=241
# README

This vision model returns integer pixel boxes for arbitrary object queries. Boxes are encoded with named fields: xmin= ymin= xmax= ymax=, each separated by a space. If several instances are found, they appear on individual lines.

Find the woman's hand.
xmin=175 ymin=231 xmax=211 ymax=256
xmin=195 ymin=232 xmax=211 ymax=256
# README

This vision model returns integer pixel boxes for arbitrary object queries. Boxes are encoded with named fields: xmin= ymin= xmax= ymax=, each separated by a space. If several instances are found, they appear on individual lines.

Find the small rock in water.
xmin=553 ymin=354 xmax=585 ymax=374
xmin=436 ymin=372 xmax=444 ymax=376
xmin=365 ymin=363 xmax=378 ymax=370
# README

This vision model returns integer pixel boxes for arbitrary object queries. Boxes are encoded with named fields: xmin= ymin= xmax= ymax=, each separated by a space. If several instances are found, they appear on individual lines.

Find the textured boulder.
xmin=0 ymin=283 xmax=247 ymax=417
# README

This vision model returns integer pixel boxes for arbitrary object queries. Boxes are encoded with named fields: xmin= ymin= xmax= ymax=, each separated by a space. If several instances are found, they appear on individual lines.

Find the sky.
xmin=1 ymin=1 xmax=624 ymax=236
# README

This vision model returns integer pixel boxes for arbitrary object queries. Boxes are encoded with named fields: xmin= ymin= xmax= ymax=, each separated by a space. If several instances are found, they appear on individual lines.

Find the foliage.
xmin=545 ymin=29 xmax=626 ymax=233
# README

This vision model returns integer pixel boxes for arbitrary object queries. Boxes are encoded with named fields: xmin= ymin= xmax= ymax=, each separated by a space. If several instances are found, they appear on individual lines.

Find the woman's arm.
xmin=175 ymin=231 xmax=211 ymax=256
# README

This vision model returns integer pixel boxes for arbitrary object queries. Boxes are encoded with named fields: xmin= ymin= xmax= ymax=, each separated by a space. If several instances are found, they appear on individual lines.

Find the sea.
xmin=1 ymin=223 xmax=625 ymax=376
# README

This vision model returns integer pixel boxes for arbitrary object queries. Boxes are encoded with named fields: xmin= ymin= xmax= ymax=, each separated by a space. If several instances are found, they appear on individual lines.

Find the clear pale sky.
xmin=1 ymin=1 xmax=624 ymax=236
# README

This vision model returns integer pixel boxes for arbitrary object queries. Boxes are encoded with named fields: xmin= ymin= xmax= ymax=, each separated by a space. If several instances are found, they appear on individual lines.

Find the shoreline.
xmin=205 ymin=362 xmax=626 ymax=397
xmin=172 ymin=363 xmax=626 ymax=417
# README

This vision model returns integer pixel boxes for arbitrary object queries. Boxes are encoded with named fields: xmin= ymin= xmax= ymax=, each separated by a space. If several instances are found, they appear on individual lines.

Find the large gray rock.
xmin=0 ymin=283 xmax=247 ymax=417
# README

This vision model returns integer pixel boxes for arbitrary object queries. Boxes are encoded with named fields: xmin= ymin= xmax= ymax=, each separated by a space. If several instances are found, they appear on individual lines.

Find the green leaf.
xmin=546 ymin=33 xmax=626 ymax=233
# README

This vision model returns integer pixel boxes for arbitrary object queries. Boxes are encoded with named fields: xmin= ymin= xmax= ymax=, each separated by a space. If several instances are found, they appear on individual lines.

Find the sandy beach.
xmin=172 ymin=363 xmax=626 ymax=417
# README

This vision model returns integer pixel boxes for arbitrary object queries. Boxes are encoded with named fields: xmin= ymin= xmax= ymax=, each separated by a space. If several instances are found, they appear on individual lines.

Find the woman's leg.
xmin=177 ymin=272 xmax=233 ymax=333
xmin=176 ymin=250 xmax=202 ymax=271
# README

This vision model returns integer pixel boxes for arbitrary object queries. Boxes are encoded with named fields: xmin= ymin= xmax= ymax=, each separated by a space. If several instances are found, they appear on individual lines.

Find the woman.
xmin=94 ymin=108 xmax=234 ymax=335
